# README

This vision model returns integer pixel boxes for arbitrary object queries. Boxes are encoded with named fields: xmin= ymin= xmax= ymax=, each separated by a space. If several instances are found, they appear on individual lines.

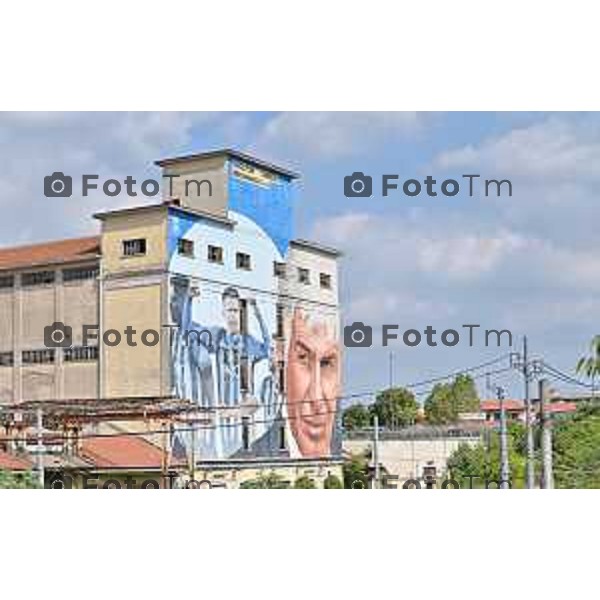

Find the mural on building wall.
xmin=166 ymin=162 xmax=341 ymax=460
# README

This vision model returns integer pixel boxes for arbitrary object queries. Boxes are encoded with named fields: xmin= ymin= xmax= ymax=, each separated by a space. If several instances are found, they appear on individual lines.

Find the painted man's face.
xmin=223 ymin=296 xmax=241 ymax=334
xmin=286 ymin=308 xmax=340 ymax=458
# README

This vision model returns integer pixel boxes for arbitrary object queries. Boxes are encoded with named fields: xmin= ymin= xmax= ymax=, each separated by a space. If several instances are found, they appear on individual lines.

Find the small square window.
xmin=298 ymin=268 xmax=310 ymax=285
xmin=177 ymin=238 xmax=194 ymax=257
xmin=319 ymin=273 xmax=332 ymax=289
xmin=0 ymin=352 xmax=13 ymax=367
xmin=208 ymin=245 xmax=224 ymax=264
xmin=273 ymin=261 xmax=287 ymax=278
xmin=122 ymin=238 xmax=146 ymax=257
xmin=0 ymin=274 xmax=15 ymax=289
xmin=236 ymin=252 xmax=252 ymax=271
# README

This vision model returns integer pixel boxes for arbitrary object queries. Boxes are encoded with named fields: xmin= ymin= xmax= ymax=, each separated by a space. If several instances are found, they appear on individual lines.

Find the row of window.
xmin=0 ymin=266 xmax=99 ymax=290
xmin=173 ymin=238 xmax=333 ymax=289
xmin=0 ymin=346 xmax=98 ymax=366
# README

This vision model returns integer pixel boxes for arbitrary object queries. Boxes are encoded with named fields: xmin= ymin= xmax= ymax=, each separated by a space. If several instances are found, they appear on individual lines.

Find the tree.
xmin=576 ymin=335 xmax=600 ymax=380
xmin=343 ymin=452 xmax=370 ymax=489
xmin=553 ymin=403 xmax=600 ymax=488
xmin=240 ymin=472 xmax=290 ymax=489
xmin=342 ymin=403 xmax=371 ymax=430
xmin=424 ymin=374 xmax=479 ymax=424
xmin=294 ymin=475 xmax=316 ymax=489
xmin=323 ymin=473 xmax=343 ymax=488
xmin=371 ymin=387 xmax=418 ymax=428
xmin=0 ymin=470 xmax=40 ymax=489
xmin=447 ymin=424 xmax=526 ymax=488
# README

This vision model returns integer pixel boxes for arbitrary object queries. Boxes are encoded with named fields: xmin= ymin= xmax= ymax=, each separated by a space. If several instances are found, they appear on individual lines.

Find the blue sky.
xmin=1 ymin=111 xmax=598 ymax=403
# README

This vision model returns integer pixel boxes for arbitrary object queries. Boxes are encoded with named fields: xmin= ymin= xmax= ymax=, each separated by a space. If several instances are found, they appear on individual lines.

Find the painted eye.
xmin=320 ymin=357 xmax=336 ymax=369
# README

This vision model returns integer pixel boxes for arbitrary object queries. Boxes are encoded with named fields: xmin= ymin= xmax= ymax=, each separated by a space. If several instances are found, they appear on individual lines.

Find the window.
xmin=0 ymin=274 xmax=14 ymax=289
xmin=236 ymin=252 xmax=252 ymax=271
xmin=22 ymin=349 xmax=55 ymax=364
xmin=207 ymin=245 xmax=223 ymax=264
xmin=278 ymin=423 xmax=286 ymax=451
xmin=276 ymin=304 xmax=285 ymax=338
xmin=241 ymin=417 xmax=250 ymax=451
xmin=298 ymin=267 xmax=310 ymax=285
xmin=0 ymin=352 xmax=13 ymax=367
xmin=319 ymin=273 xmax=332 ymax=289
xmin=239 ymin=299 xmax=249 ymax=335
xmin=122 ymin=238 xmax=146 ymax=257
xmin=62 ymin=266 xmax=99 ymax=283
xmin=277 ymin=360 xmax=285 ymax=392
xmin=240 ymin=356 xmax=250 ymax=393
xmin=273 ymin=261 xmax=287 ymax=278
xmin=22 ymin=270 xmax=55 ymax=287
xmin=64 ymin=346 xmax=98 ymax=362
xmin=177 ymin=238 xmax=194 ymax=257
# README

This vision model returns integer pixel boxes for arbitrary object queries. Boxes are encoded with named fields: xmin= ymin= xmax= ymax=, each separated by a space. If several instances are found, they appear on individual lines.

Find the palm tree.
xmin=576 ymin=335 xmax=600 ymax=384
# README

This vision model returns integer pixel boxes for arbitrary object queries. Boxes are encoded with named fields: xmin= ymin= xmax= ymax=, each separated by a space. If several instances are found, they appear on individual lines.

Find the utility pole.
xmin=539 ymin=378 xmax=554 ymax=489
xmin=512 ymin=337 xmax=538 ymax=488
xmin=35 ymin=407 xmax=44 ymax=488
xmin=189 ymin=415 xmax=197 ymax=485
xmin=372 ymin=414 xmax=380 ymax=489
xmin=497 ymin=386 xmax=510 ymax=489
xmin=523 ymin=336 xmax=534 ymax=489
xmin=388 ymin=352 xmax=394 ymax=389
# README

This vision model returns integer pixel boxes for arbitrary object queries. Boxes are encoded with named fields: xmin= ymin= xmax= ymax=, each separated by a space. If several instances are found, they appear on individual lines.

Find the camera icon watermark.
xmin=344 ymin=172 xmax=372 ymax=198
xmin=43 ymin=322 xmax=73 ymax=348
xmin=44 ymin=172 xmax=73 ymax=197
xmin=344 ymin=322 xmax=373 ymax=347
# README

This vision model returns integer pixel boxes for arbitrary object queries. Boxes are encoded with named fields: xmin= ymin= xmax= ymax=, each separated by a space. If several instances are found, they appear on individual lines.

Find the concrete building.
xmin=0 ymin=149 xmax=343 ymax=486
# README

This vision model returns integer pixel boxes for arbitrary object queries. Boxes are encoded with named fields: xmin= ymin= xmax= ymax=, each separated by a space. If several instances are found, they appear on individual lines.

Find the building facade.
xmin=0 ymin=150 xmax=343 ymax=485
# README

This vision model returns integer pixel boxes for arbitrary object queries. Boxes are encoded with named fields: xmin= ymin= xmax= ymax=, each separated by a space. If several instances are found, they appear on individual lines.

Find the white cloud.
xmin=436 ymin=115 xmax=600 ymax=181
xmin=254 ymin=111 xmax=428 ymax=159
xmin=0 ymin=112 xmax=227 ymax=246
xmin=313 ymin=212 xmax=528 ymax=281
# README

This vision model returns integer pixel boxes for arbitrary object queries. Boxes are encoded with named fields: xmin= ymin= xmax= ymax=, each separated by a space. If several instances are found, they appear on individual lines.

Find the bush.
xmin=323 ymin=473 xmax=343 ymax=489
xmin=294 ymin=475 xmax=316 ymax=489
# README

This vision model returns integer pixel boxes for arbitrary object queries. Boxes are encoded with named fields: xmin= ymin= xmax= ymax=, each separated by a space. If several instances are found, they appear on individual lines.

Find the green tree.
xmin=553 ymin=403 xmax=600 ymax=488
xmin=371 ymin=387 xmax=418 ymax=428
xmin=576 ymin=335 xmax=600 ymax=380
xmin=240 ymin=472 xmax=290 ymax=489
xmin=342 ymin=403 xmax=371 ymax=430
xmin=0 ymin=470 xmax=40 ymax=489
xmin=343 ymin=452 xmax=369 ymax=489
xmin=323 ymin=473 xmax=343 ymax=488
xmin=294 ymin=475 xmax=316 ymax=489
xmin=447 ymin=424 xmax=526 ymax=488
xmin=424 ymin=383 xmax=455 ymax=424
xmin=424 ymin=374 xmax=479 ymax=424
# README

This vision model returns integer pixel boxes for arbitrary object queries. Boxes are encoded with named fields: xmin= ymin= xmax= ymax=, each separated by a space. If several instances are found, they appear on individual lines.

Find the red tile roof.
xmin=81 ymin=435 xmax=167 ymax=470
xmin=0 ymin=236 xmax=100 ymax=271
xmin=0 ymin=449 xmax=33 ymax=471
xmin=481 ymin=400 xmax=524 ymax=411
xmin=546 ymin=401 xmax=578 ymax=414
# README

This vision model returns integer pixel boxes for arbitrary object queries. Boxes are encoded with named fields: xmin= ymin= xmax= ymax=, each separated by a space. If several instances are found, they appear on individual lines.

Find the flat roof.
xmin=93 ymin=201 xmax=235 ymax=227
xmin=154 ymin=148 xmax=301 ymax=180
xmin=290 ymin=238 xmax=342 ymax=258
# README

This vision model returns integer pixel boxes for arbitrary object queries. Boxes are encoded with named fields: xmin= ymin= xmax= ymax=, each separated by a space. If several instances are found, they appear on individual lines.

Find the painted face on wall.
xmin=286 ymin=308 xmax=340 ymax=457
xmin=222 ymin=289 xmax=241 ymax=334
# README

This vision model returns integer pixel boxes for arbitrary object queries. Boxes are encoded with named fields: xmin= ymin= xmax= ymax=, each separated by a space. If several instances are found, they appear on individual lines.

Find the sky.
xmin=1 ymin=111 xmax=598 ymax=403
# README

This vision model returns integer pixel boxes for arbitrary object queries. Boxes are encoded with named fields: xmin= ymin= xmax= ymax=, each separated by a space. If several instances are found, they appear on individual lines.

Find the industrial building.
xmin=0 ymin=149 xmax=343 ymax=487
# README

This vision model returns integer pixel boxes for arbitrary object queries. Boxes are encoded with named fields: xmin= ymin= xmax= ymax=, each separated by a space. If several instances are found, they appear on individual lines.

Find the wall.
xmin=344 ymin=436 xmax=481 ymax=483
xmin=0 ymin=266 xmax=98 ymax=404
xmin=166 ymin=160 xmax=342 ymax=462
